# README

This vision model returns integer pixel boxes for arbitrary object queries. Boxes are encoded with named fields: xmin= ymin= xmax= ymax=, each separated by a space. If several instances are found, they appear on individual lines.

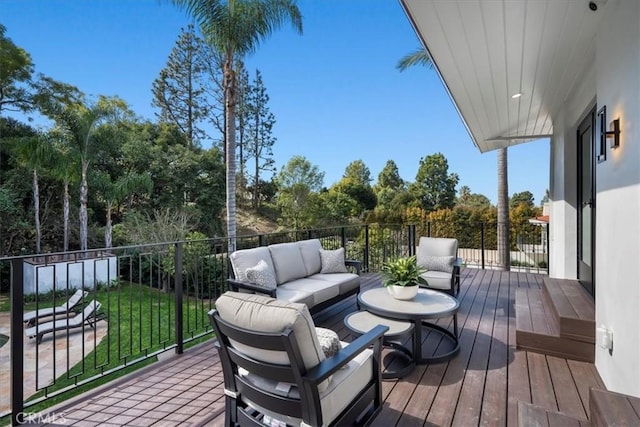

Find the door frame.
xmin=577 ymin=107 xmax=596 ymax=298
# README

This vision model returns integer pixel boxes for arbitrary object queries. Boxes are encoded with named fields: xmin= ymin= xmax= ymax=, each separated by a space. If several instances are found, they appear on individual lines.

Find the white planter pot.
xmin=387 ymin=284 xmax=419 ymax=300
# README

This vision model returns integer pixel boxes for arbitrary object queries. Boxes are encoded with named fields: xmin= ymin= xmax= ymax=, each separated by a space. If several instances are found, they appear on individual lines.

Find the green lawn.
xmin=1 ymin=283 xmax=216 ymax=420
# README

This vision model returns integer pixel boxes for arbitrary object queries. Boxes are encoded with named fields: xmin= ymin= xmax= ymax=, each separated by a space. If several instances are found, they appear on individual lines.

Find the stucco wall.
xmin=592 ymin=0 xmax=640 ymax=397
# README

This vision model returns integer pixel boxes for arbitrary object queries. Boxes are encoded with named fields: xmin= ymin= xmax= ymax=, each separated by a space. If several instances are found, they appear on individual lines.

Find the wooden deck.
xmin=40 ymin=268 xmax=606 ymax=426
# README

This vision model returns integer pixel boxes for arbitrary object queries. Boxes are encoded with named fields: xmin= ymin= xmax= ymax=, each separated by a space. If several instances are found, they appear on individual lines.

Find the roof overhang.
xmin=400 ymin=0 xmax=609 ymax=153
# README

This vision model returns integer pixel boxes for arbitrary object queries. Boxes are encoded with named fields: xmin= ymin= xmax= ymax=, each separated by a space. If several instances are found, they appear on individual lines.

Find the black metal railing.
xmin=1 ymin=220 xmax=548 ymax=424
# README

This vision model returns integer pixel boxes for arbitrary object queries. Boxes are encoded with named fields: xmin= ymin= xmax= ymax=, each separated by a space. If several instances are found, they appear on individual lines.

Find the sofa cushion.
xmin=419 ymin=270 xmax=452 ymax=290
xmin=278 ymin=278 xmax=340 ymax=306
xmin=214 ymin=292 xmax=326 ymax=375
xmin=269 ymin=242 xmax=308 ymax=284
xmin=320 ymin=248 xmax=348 ymax=274
xmin=229 ymin=247 xmax=275 ymax=282
xmin=417 ymin=237 xmax=458 ymax=257
xmin=275 ymin=286 xmax=315 ymax=307
xmin=309 ymin=273 xmax=360 ymax=295
xmin=298 ymin=239 xmax=323 ymax=276
xmin=245 ymin=260 xmax=277 ymax=290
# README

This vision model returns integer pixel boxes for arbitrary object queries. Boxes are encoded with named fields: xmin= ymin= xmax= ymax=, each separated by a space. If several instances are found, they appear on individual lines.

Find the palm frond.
xmin=396 ymin=47 xmax=433 ymax=72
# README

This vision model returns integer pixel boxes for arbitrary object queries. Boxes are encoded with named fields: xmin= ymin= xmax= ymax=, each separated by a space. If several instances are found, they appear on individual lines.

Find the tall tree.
xmin=497 ymin=148 xmax=510 ymax=270
xmin=376 ymin=160 xmax=404 ymax=191
xmin=170 ymin=0 xmax=303 ymax=253
xmin=152 ymin=24 xmax=209 ymax=148
xmin=411 ymin=152 xmax=459 ymax=212
xmin=12 ymin=131 xmax=51 ymax=253
xmin=0 ymin=24 xmax=33 ymax=114
xmin=48 ymin=138 xmax=79 ymax=251
xmin=275 ymin=155 xmax=323 ymax=229
xmin=245 ymin=69 xmax=276 ymax=208
xmin=332 ymin=160 xmax=377 ymax=215
xmin=46 ymin=96 xmax=125 ymax=251
xmin=510 ymin=190 xmax=535 ymax=210
xmin=93 ymin=171 xmax=153 ymax=248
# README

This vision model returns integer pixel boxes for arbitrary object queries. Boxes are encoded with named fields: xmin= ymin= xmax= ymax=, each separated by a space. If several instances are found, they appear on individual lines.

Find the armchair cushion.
xmin=214 ymin=292 xmax=330 ymax=391
xmin=419 ymin=255 xmax=455 ymax=273
xmin=419 ymin=270 xmax=453 ymax=290
xmin=245 ymin=260 xmax=277 ymax=291
xmin=241 ymin=347 xmax=373 ymax=427
xmin=268 ymin=242 xmax=307 ymax=284
xmin=319 ymin=248 xmax=349 ymax=274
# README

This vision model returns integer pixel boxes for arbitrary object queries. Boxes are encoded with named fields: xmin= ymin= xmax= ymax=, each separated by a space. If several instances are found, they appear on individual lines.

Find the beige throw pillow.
xmin=319 ymin=248 xmax=348 ymax=274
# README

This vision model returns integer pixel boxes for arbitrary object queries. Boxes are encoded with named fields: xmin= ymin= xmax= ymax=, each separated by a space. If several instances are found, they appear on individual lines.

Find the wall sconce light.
xmin=597 ymin=106 xmax=621 ymax=163
xmin=607 ymin=118 xmax=621 ymax=149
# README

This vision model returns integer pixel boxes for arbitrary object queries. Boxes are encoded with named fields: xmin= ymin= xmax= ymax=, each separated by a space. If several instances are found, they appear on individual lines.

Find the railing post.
xmin=174 ymin=242 xmax=183 ymax=355
xmin=258 ymin=234 xmax=265 ymax=247
xmin=427 ymin=222 xmax=431 ymax=237
xmin=364 ymin=225 xmax=370 ymax=272
xmin=481 ymin=223 xmax=486 ymax=270
xmin=341 ymin=227 xmax=346 ymax=249
xmin=408 ymin=224 xmax=416 ymax=256
xmin=11 ymin=258 xmax=24 ymax=426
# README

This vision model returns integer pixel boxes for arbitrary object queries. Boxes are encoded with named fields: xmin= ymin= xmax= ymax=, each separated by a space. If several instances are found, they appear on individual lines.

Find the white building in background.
xmin=401 ymin=0 xmax=640 ymax=397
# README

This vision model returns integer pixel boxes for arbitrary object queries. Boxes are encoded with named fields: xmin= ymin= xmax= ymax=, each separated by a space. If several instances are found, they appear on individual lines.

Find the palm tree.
xmin=396 ymin=47 xmax=432 ymax=71
xmin=397 ymin=46 xmax=510 ymax=270
xmin=497 ymin=147 xmax=509 ymax=270
xmin=170 ymin=0 xmax=303 ymax=253
xmin=13 ymin=132 xmax=54 ymax=253
xmin=48 ymin=97 xmax=124 ymax=251
xmin=49 ymin=139 xmax=79 ymax=251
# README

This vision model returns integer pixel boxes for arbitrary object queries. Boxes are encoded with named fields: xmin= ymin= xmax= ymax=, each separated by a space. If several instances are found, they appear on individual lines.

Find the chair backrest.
xmin=211 ymin=292 xmax=327 ymax=422
xmin=418 ymin=237 xmax=458 ymax=257
xmin=62 ymin=289 xmax=88 ymax=310
xmin=79 ymin=300 xmax=101 ymax=322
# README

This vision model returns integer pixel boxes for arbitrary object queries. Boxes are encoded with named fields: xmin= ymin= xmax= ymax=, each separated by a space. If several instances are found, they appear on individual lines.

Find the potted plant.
xmin=380 ymin=255 xmax=426 ymax=300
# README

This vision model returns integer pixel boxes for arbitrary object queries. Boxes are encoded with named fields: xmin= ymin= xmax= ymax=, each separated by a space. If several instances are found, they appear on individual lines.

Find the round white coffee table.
xmin=357 ymin=287 xmax=460 ymax=364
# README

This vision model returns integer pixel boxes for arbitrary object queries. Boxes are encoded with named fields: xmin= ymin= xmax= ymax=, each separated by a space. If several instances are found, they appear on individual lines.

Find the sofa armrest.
xmin=226 ymin=278 xmax=277 ymax=298
xmin=345 ymin=259 xmax=361 ymax=275
xmin=304 ymin=324 xmax=388 ymax=384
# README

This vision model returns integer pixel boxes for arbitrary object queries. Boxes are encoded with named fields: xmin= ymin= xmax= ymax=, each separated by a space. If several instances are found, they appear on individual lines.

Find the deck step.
xmin=542 ymin=277 xmax=595 ymax=343
xmin=590 ymin=388 xmax=640 ymax=426
xmin=515 ymin=288 xmax=594 ymax=362
xmin=517 ymin=401 xmax=589 ymax=427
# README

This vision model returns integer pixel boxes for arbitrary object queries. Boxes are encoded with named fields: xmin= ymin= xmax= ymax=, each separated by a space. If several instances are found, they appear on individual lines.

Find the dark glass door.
xmin=577 ymin=109 xmax=595 ymax=297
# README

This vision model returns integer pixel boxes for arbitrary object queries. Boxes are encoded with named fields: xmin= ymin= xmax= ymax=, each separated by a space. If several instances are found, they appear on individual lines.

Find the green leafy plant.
xmin=380 ymin=255 xmax=426 ymax=287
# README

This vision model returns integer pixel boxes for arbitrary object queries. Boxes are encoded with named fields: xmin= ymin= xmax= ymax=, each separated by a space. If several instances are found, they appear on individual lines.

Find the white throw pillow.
xmin=319 ymin=248 xmax=348 ymax=274
xmin=245 ymin=260 xmax=277 ymax=290
xmin=419 ymin=255 xmax=455 ymax=273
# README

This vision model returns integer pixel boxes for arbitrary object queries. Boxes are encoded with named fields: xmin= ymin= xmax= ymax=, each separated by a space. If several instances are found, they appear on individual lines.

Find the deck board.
xmin=40 ymin=268 xmax=608 ymax=427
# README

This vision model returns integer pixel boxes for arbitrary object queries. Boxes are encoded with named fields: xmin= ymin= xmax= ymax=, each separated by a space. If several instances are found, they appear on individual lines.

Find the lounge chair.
xmin=23 ymin=289 xmax=88 ymax=326
xmin=25 ymin=300 xmax=103 ymax=344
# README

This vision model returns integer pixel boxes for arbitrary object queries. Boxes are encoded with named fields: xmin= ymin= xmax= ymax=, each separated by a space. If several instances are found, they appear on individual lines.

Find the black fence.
xmin=0 ymin=220 xmax=547 ymax=423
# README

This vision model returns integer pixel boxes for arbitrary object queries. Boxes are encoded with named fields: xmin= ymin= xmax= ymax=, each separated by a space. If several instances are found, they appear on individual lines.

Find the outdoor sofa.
xmin=227 ymin=239 xmax=361 ymax=315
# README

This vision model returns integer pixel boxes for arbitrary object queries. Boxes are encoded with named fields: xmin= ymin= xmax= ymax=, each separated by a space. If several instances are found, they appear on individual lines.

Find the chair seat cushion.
xmin=242 ymin=344 xmax=374 ymax=426
xmin=419 ymin=270 xmax=452 ymax=290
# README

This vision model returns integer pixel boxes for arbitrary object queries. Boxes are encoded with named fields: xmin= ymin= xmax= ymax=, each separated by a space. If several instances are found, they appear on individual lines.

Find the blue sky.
xmin=3 ymin=0 xmax=549 ymax=205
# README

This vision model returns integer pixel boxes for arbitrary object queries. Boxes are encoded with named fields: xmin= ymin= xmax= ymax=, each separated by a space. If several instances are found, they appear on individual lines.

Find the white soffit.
xmin=401 ymin=0 xmax=607 ymax=153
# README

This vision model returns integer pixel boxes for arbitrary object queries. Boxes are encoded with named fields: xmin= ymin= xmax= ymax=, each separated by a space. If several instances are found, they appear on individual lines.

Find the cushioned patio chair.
xmin=416 ymin=237 xmax=461 ymax=297
xmin=210 ymin=291 xmax=388 ymax=427
xmin=25 ymin=300 xmax=103 ymax=344
xmin=23 ymin=289 xmax=88 ymax=326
